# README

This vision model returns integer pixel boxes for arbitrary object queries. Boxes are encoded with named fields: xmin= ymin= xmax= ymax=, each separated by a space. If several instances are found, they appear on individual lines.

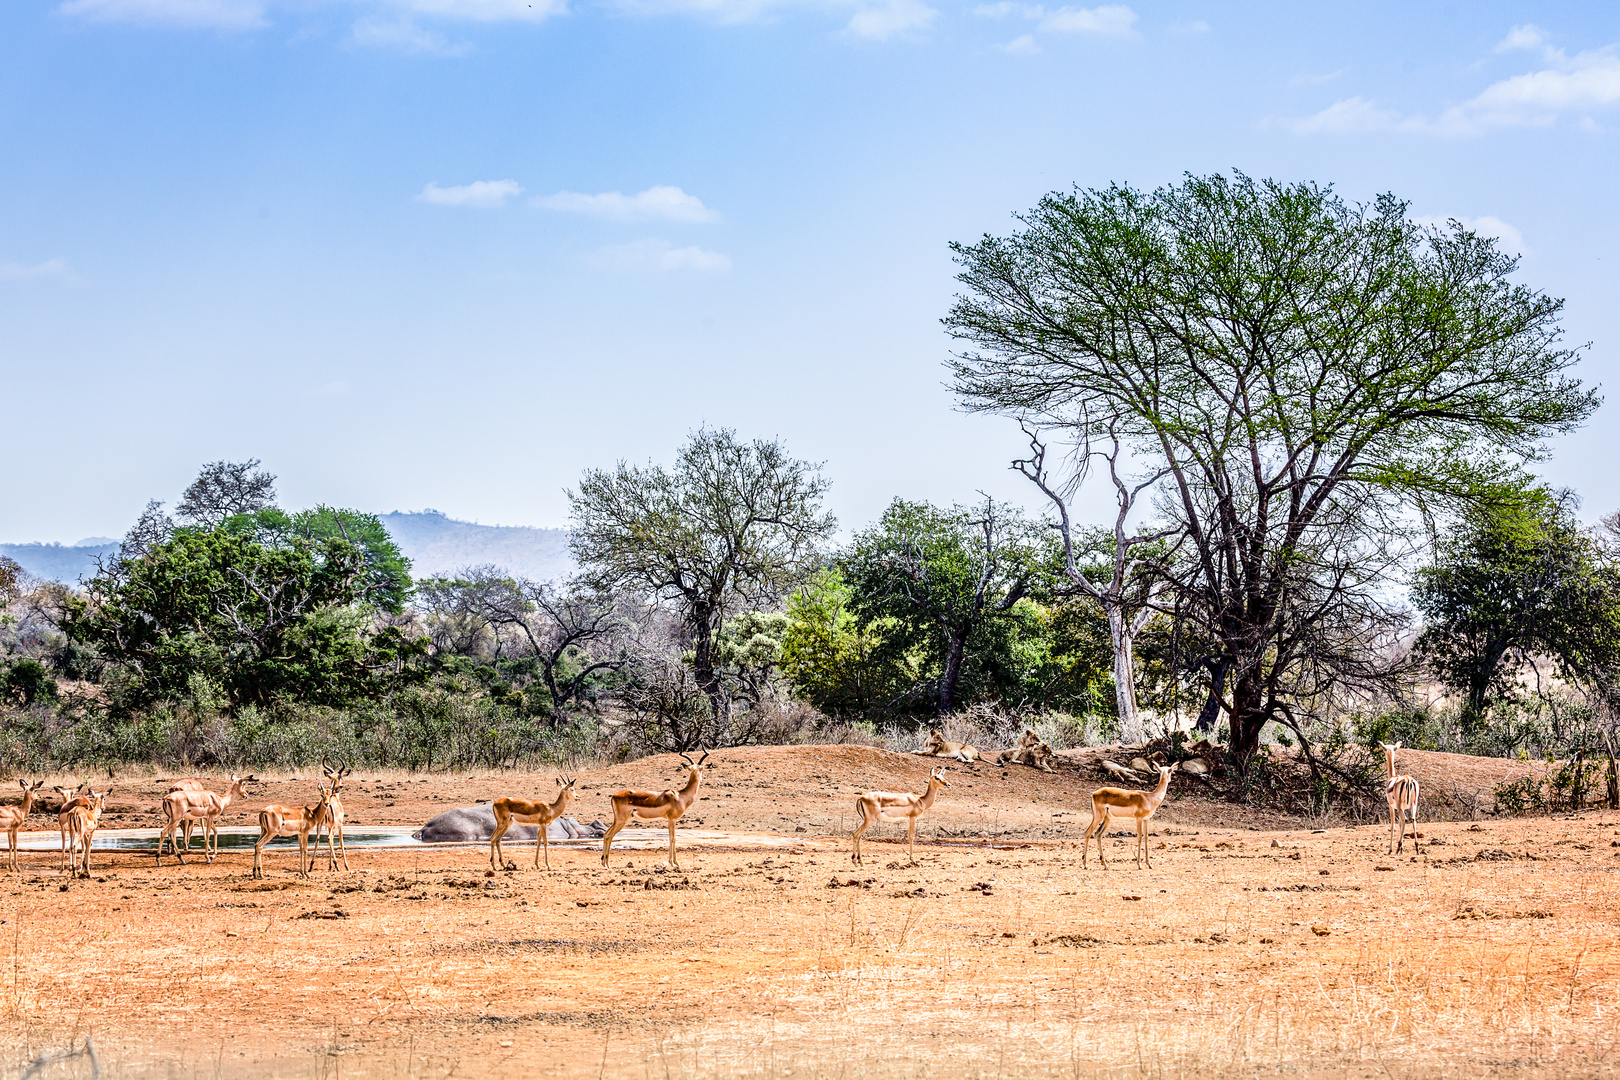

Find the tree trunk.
xmin=1227 ymin=672 xmax=1268 ymax=775
xmin=690 ymin=605 xmax=727 ymax=722
xmin=937 ymin=631 xmax=967 ymax=716
xmin=1105 ymin=607 xmax=1138 ymax=733
xmin=1194 ymin=657 xmax=1230 ymax=733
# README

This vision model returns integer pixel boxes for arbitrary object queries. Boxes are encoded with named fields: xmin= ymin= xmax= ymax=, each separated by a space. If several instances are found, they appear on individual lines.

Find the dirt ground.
xmin=3 ymin=746 xmax=1616 ymax=1078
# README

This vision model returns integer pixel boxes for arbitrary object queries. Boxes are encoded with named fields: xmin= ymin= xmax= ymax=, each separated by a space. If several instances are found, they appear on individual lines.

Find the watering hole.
xmin=5 ymin=826 xmax=817 ymax=854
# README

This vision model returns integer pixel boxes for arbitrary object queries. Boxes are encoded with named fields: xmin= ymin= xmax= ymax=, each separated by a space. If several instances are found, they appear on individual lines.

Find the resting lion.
xmin=913 ymin=728 xmax=981 ymax=763
xmin=992 ymin=729 xmax=1057 ymax=773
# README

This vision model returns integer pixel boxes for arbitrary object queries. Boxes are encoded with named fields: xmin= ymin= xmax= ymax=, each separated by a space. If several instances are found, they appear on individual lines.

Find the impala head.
xmin=929 ymin=767 xmax=950 ymax=789
xmin=1379 ymin=741 xmax=1401 ymax=753
xmin=557 ymin=774 xmax=577 ymax=792
xmin=18 ymin=779 xmax=44 ymax=797
xmin=87 ymin=787 xmax=110 ymax=809
xmin=678 ymin=750 xmax=711 ymax=771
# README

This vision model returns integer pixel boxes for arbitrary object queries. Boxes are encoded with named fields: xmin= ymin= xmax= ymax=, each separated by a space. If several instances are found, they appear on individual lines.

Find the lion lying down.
xmin=990 ymin=729 xmax=1057 ymax=773
xmin=912 ymin=728 xmax=980 ymax=763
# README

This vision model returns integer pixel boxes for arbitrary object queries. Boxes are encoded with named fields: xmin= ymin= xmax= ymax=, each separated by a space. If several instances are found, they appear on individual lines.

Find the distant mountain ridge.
xmin=377 ymin=511 xmax=575 ymax=582
xmin=1 ymin=511 xmax=576 ymax=587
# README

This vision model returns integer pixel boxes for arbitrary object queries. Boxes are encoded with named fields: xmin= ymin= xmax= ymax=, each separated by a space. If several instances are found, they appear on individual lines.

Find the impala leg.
xmin=252 ymin=833 xmax=267 ymax=880
xmin=490 ymin=815 xmax=508 ymax=871
xmin=5 ymin=829 xmax=14 ymax=871
xmin=1138 ymin=818 xmax=1150 ymax=869
xmin=667 ymin=818 xmax=679 ymax=870
xmin=907 ymin=817 xmax=918 ymax=866
xmin=851 ymin=801 xmax=873 ymax=865
xmin=336 ymin=821 xmax=349 ymax=871
xmin=600 ymin=801 xmax=630 ymax=867
xmin=539 ymin=823 xmax=550 ymax=871
xmin=1410 ymin=804 xmax=1421 ymax=854
xmin=1095 ymin=808 xmax=1111 ymax=870
xmin=297 ymin=833 xmax=310 ymax=878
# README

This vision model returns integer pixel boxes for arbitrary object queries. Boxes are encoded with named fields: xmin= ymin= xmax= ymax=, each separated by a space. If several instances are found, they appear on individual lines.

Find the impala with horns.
xmin=315 ymin=759 xmax=353 ymax=871
xmin=601 ymin=751 xmax=709 ymax=870
xmin=490 ymin=775 xmax=576 ymax=871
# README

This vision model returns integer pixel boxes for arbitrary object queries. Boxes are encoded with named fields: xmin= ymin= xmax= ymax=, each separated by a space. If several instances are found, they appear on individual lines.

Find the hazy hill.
xmin=0 ymin=541 xmax=118 ymax=585
xmin=377 ymin=511 xmax=575 ymax=582
xmin=2 ymin=511 xmax=575 ymax=587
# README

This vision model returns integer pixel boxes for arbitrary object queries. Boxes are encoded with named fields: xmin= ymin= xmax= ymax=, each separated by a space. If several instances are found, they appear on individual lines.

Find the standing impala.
xmin=55 ymin=785 xmax=90 ymax=871
xmin=1082 ymin=764 xmax=1175 ymax=870
xmin=851 ymin=766 xmax=950 ymax=866
xmin=63 ymin=788 xmax=111 ymax=879
xmin=601 ymin=751 xmax=709 ymax=870
xmin=0 ymin=780 xmax=45 ymax=871
xmin=1380 ymin=742 xmax=1421 ymax=854
xmin=157 ymin=774 xmax=256 ymax=864
xmin=490 ymin=775 xmax=576 ymax=871
xmin=252 ymin=784 xmax=333 ymax=880
xmin=315 ymin=760 xmax=352 ymax=871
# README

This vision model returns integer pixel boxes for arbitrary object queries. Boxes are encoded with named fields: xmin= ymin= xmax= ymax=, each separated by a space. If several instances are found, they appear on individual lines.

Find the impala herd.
xmin=0 ymin=743 xmax=1426 ymax=878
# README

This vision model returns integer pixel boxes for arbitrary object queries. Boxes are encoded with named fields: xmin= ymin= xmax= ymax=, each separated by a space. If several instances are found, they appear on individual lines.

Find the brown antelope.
xmin=851 ymin=766 xmax=950 ymax=866
xmin=1 ymin=780 xmax=45 ymax=871
xmin=1082 ymin=764 xmax=1175 ymax=870
xmin=914 ymin=728 xmax=980 ymax=763
xmin=63 ymin=788 xmax=111 ymax=878
xmin=157 ymin=774 xmax=256 ymax=864
xmin=315 ymin=760 xmax=352 ymax=871
xmin=601 ymin=751 xmax=709 ymax=870
xmin=162 ymin=776 xmax=213 ymax=854
xmin=490 ymin=775 xmax=576 ymax=871
xmin=1380 ymin=742 xmax=1421 ymax=854
xmin=54 ymin=785 xmax=90 ymax=871
xmin=252 ymin=784 xmax=333 ymax=880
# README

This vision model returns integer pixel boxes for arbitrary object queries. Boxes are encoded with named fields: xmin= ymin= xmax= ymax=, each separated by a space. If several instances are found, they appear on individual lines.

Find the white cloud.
xmin=976 ymin=3 xmax=1137 ymax=50
xmin=1412 ymin=214 xmax=1527 ymax=254
xmin=417 ymin=179 xmax=523 ymax=207
xmin=1167 ymin=18 xmax=1208 ymax=36
xmin=1288 ymin=33 xmax=1620 ymax=137
xmin=354 ymin=17 xmax=472 ymax=53
xmin=56 ymin=0 xmax=267 ymax=30
xmin=1495 ymin=24 xmax=1548 ymax=53
xmin=845 ymin=0 xmax=935 ymax=39
xmin=1038 ymin=5 xmax=1136 ymax=36
xmin=534 ymin=185 xmax=720 ymax=223
xmin=0 ymin=258 xmax=75 ymax=283
xmin=591 ymin=238 xmax=732 ymax=273
xmin=393 ymin=0 xmax=566 ymax=22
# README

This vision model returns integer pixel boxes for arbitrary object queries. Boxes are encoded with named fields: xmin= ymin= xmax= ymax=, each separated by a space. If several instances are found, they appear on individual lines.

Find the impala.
xmin=490 ymin=775 xmax=576 ymax=871
xmin=851 ymin=766 xmax=950 ymax=866
xmin=601 ymin=751 xmax=709 ymax=870
xmin=252 ymin=784 xmax=334 ymax=880
xmin=1380 ymin=742 xmax=1421 ymax=854
xmin=157 ymin=774 xmax=256 ymax=864
xmin=0 ymin=780 xmax=45 ymax=871
xmin=63 ymin=788 xmax=111 ymax=879
xmin=1081 ymin=764 xmax=1175 ymax=870
xmin=315 ymin=760 xmax=352 ymax=871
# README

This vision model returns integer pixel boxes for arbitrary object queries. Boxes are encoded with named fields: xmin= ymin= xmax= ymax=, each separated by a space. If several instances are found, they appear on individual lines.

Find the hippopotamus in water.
xmin=411 ymin=806 xmax=604 ymax=843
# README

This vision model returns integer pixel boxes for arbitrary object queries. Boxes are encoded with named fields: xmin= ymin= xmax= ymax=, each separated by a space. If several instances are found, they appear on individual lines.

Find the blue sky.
xmin=3 ymin=1 xmax=1618 ymax=544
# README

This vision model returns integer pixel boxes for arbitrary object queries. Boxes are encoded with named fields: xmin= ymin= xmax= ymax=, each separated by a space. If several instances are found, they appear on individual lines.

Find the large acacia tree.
xmin=568 ymin=428 xmax=836 ymax=721
xmin=946 ymin=172 xmax=1596 ymax=772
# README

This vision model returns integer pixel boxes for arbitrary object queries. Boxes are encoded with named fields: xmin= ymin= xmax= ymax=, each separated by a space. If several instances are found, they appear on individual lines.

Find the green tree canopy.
xmin=568 ymin=427 xmax=836 ymax=720
xmin=223 ymin=506 xmax=413 ymax=612
xmin=841 ymin=498 xmax=1050 ymax=715
xmin=1415 ymin=488 xmax=1620 ymax=721
xmin=66 ymin=528 xmax=424 ymax=712
xmin=945 ymin=172 xmax=1597 ymax=770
